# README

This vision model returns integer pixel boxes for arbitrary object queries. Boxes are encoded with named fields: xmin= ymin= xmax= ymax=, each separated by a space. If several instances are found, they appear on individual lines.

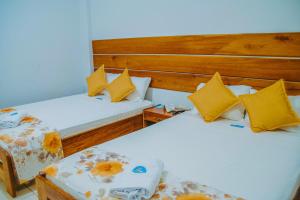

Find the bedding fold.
xmin=0 ymin=108 xmax=63 ymax=183
xmin=109 ymin=159 xmax=164 ymax=200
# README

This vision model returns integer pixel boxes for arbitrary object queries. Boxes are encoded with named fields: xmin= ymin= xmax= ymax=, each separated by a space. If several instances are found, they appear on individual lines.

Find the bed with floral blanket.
xmin=41 ymin=146 xmax=244 ymax=200
xmin=37 ymin=111 xmax=300 ymax=200
xmin=0 ymin=108 xmax=63 ymax=184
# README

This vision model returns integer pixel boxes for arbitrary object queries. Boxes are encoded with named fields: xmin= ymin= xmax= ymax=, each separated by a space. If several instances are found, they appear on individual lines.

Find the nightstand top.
xmin=143 ymin=107 xmax=173 ymax=117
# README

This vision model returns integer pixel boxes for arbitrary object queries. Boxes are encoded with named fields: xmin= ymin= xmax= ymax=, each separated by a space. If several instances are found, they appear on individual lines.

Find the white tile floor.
xmin=0 ymin=182 xmax=37 ymax=200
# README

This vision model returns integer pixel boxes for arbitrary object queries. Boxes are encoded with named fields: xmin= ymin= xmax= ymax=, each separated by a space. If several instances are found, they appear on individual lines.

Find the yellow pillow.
xmin=188 ymin=72 xmax=239 ymax=122
xmin=106 ymin=68 xmax=136 ymax=102
xmin=239 ymin=80 xmax=300 ymax=132
xmin=86 ymin=65 xmax=107 ymax=96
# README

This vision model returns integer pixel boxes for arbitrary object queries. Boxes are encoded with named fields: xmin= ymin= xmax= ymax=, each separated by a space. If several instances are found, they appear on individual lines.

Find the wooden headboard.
xmin=92 ymin=32 xmax=300 ymax=95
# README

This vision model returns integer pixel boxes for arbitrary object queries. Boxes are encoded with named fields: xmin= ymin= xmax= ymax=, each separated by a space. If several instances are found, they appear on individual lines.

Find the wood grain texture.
xmin=62 ymin=114 xmax=143 ymax=156
xmin=94 ymin=55 xmax=300 ymax=82
xmin=93 ymin=32 xmax=300 ymax=57
xmin=0 ymin=147 xmax=16 ymax=197
xmin=36 ymin=173 xmax=75 ymax=200
xmin=100 ymin=68 xmax=300 ymax=95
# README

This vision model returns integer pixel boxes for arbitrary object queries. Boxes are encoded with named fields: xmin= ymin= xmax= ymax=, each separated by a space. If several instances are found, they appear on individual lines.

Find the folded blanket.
xmin=109 ymin=159 xmax=164 ymax=200
xmin=0 ymin=110 xmax=27 ymax=129
xmin=0 ymin=107 xmax=63 ymax=184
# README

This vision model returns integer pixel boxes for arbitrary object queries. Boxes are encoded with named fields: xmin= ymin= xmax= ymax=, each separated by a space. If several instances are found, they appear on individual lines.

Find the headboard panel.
xmin=92 ymin=32 xmax=300 ymax=94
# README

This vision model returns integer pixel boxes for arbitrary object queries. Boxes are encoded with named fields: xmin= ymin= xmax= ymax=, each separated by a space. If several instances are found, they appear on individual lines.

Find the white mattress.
xmin=16 ymin=93 xmax=152 ymax=138
xmin=51 ymin=111 xmax=300 ymax=200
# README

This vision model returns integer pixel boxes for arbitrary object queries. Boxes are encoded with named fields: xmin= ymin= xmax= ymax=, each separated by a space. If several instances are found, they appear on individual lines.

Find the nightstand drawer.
xmin=143 ymin=112 xmax=171 ymax=123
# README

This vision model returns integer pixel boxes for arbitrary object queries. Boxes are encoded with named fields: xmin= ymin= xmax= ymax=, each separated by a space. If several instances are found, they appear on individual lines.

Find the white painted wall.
xmin=89 ymin=0 xmax=300 ymax=106
xmin=0 ymin=0 xmax=91 ymax=108
xmin=89 ymin=0 xmax=300 ymax=39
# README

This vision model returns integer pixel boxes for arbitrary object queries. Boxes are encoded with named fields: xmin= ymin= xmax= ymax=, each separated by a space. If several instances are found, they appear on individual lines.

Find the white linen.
xmin=192 ymin=84 xmax=251 ymax=121
xmin=0 ymin=110 xmax=27 ymax=129
xmin=48 ymin=111 xmax=300 ymax=200
xmin=126 ymin=77 xmax=151 ymax=101
xmin=16 ymin=93 xmax=152 ymax=138
xmin=109 ymin=159 xmax=163 ymax=200
xmin=104 ymin=73 xmax=152 ymax=101
xmin=246 ymin=89 xmax=300 ymax=133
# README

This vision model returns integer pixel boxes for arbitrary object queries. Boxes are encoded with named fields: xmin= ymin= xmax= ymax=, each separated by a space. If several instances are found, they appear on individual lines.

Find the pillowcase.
xmin=86 ymin=65 xmax=107 ymax=96
xmin=103 ymin=74 xmax=151 ymax=101
xmin=247 ymin=89 xmax=300 ymax=133
xmin=239 ymin=80 xmax=300 ymax=132
xmin=188 ymin=72 xmax=239 ymax=122
xmin=282 ymin=96 xmax=300 ymax=133
xmin=106 ymin=69 xmax=136 ymax=102
xmin=193 ymin=83 xmax=251 ymax=121
xmin=126 ymin=76 xmax=151 ymax=101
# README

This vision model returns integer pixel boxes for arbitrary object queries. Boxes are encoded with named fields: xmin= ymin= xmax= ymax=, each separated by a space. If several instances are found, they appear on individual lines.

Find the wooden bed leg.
xmin=0 ymin=149 xmax=16 ymax=197
xmin=36 ymin=173 xmax=47 ymax=200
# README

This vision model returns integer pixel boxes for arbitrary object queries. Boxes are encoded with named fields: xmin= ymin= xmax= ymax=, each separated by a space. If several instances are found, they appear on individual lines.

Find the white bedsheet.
xmin=50 ymin=111 xmax=300 ymax=200
xmin=15 ymin=93 xmax=152 ymax=138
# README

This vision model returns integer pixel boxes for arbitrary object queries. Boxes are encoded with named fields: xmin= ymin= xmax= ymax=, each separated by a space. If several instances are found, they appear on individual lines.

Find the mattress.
xmin=16 ymin=93 xmax=152 ymax=138
xmin=48 ymin=111 xmax=300 ymax=200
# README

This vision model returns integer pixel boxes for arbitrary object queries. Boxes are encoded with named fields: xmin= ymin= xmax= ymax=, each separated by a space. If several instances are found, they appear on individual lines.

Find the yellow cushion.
xmin=188 ymin=72 xmax=239 ymax=122
xmin=86 ymin=65 xmax=107 ymax=96
xmin=239 ymin=80 xmax=300 ymax=132
xmin=106 ymin=68 xmax=136 ymax=102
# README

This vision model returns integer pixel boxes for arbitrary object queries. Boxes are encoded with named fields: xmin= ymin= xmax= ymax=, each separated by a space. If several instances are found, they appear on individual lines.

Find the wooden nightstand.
xmin=143 ymin=107 xmax=174 ymax=127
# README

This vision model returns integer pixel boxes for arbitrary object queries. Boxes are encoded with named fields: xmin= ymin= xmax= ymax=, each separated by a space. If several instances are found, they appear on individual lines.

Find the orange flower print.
xmin=0 ymin=108 xmax=15 ymax=113
xmin=21 ymin=116 xmax=37 ymax=123
xmin=42 ymin=132 xmax=62 ymax=154
xmin=85 ymin=191 xmax=92 ymax=198
xmin=14 ymin=139 xmax=27 ymax=147
xmin=0 ymin=135 xmax=14 ymax=144
xmin=91 ymin=161 xmax=123 ymax=177
xmin=43 ymin=165 xmax=58 ymax=177
xmin=176 ymin=194 xmax=212 ymax=200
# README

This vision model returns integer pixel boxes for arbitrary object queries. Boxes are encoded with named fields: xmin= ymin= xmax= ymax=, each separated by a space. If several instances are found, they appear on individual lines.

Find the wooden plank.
xmin=62 ymin=114 xmax=143 ymax=157
xmin=105 ymin=68 xmax=300 ymax=95
xmin=94 ymin=55 xmax=300 ymax=82
xmin=0 ymin=147 xmax=16 ymax=197
xmin=36 ymin=174 xmax=76 ymax=200
xmin=93 ymin=32 xmax=300 ymax=57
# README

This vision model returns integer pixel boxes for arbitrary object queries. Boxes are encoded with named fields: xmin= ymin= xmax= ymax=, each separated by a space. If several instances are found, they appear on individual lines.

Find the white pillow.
xmin=102 ymin=73 xmax=119 ymax=98
xmin=104 ymin=73 xmax=151 ymax=101
xmin=126 ymin=76 xmax=151 ymax=101
xmin=192 ymin=84 xmax=251 ymax=121
xmin=246 ymin=89 xmax=300 ymax=133
xmin=283 ymin=96 xmax=300 ymax=133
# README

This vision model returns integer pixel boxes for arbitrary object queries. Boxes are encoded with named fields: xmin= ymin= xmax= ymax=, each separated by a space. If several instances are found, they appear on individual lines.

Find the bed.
xmin=37 ymin=32 xmax=300 ymax=199
xmin=0 ymin=93 xmax=152 ymax=197
xmin=37 ymin=111 xmax=300 ymax=200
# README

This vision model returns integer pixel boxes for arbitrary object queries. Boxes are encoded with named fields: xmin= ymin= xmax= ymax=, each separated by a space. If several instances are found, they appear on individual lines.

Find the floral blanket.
xmin=0 ymin=108 xmax=63 ymax=184
xmin=43 ymin=146 xmax=244 ymax=200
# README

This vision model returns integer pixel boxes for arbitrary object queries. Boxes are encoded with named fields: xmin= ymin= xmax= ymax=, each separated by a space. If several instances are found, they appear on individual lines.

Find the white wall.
xmin=89 ymin=0 xmax=300 ymax=106
xmin=0 ymin=0 xmax=91 ymax=108
xmin=89 ymin=0 xmax=300 ymax=39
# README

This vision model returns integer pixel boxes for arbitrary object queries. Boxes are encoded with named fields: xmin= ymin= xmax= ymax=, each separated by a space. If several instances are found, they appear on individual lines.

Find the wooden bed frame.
xmin=10 ymin=32 xmax=300 ymax=199
xmin=0 ymin=112 xmax=144 ymax=197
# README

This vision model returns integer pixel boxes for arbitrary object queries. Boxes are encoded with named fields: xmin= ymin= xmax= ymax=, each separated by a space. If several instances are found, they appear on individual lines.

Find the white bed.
xmin=15 ymin=93 xmax=153 ymax=138
xmin=48 ymin=111 xmax=300 ymax=200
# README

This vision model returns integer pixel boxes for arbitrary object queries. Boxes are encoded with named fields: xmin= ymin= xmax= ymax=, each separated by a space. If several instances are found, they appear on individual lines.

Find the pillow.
xmin=102 ymin=73 xmax=119 ymax=98
xmin=282 ymin=96 xmax=300 ymax=133
xmin=239 ymin=80 xmax=300 ymax=132
xmin=106 ymin=69 xmax=136 ymax=102
xmin=126 ymin=76 xmax=151 ymax=101
xmin=188 ymin=72 xmax=239 ymax=122
xmin=86 ymin=65 xmax=107 ymax=96
xmin=193 ymin=83 xmax=251 ymax=121
xmin=103 ymin=74 xmax=151 ymax=101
